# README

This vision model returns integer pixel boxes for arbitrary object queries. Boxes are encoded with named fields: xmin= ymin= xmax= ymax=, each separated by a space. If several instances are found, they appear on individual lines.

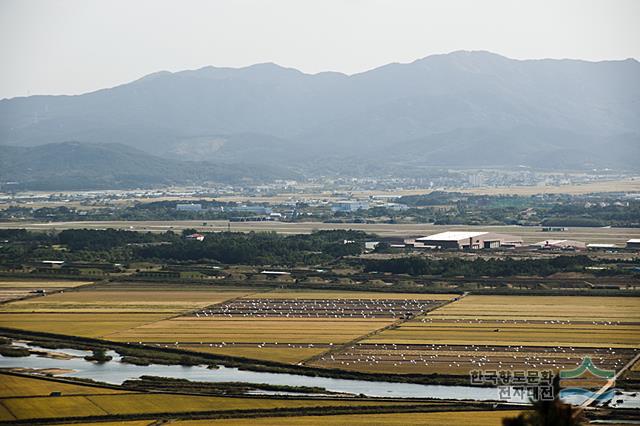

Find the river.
xmin=1 ymin=343 xmax=637 ymax=408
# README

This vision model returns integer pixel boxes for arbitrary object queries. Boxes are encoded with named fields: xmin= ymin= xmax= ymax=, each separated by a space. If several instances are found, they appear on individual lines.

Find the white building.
xmin=185 ymin=233 xmax=205 ymax=241
xmin=533 ymin=239 xmax=586 ymax=251
xmin=627 ymin=239 xmax=640 ymax=250
xmin=410 ymin=231 xmax=523 ymax=250
xmin=331 ymin=201 xmax=369 ymax=213
xmin=176 ymin=203 xmax=202 ymax=211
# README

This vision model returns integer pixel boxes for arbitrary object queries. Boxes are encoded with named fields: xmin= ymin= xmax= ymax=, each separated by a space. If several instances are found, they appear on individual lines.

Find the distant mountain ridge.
xmin=1 ymin=51 xmax=639 ymax=181
xmin=0 ymin=142 xmax=295 ymax=190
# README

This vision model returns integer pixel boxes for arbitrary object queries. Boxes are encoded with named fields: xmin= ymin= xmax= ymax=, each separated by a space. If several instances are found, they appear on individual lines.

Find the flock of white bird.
xmin=318 ymin=343 xmax=633 ymax=371
xmin=192 ymin=298 xmax=437 ymax=318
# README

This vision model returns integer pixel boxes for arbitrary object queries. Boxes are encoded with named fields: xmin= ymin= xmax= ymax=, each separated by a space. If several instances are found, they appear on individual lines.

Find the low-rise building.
xmin=627 ymin=239 xmax=640 ymax=250
xmin=331 ymin=201 xmax=369 ymax=213
xmin=411 ymin=231 xmax=523 ymax=250
xmin=365 ymin=241 xmax=380 ymax=251
xmin=232 ymin=205 xmax=273 ymax=215
xmin=176 ymin=203 xmax=203 ymax=211
xmin=533 ymin=239 xmax=586 ymax=251
xmin=542 ymin=227 xmax=568 ymax=232
xmin=185 ymin=233 xmax=205 ymax=241
xmin=587 ymin=243 xmax=619 ymax=251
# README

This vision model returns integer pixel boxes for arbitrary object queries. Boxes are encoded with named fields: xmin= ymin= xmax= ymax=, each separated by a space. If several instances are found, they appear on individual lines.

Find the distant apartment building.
xmin=467 ymin=173 xmax=485 ymax=187
xmin=176 ymin=203 xmax=203 ymax=211
xmin=331 ymin=201 xmax=370 ymax=213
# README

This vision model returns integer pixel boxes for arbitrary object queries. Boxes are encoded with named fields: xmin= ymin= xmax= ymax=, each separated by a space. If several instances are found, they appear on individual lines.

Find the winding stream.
xmin=1 ymin=343 xmax=638 ymax=409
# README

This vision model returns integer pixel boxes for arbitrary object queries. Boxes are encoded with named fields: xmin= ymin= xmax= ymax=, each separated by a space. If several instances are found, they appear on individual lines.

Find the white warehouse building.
xmin=411 ymin=231 xmax=523 ymax=250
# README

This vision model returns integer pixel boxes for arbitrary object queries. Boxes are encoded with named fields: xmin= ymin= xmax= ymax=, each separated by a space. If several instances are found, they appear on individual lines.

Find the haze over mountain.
xmin=0 ymin=142 xmax=294 ymax=190
xmin=1 ymin=50 xmax=639 ymax=188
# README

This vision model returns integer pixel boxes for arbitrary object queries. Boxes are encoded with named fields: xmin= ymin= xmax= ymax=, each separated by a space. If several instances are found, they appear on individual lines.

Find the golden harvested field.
xmin=2 ymin=395 xmax=109 ymax=419
xmin=0 ymin=284 xmax=252 ymax=337
xmin=0 ymin=279 xmax=92 ymax=303
xmin=366 ymin=320 xmax=640 ymax=347
xmin=0 ymin=313 xmax=170 ymax=338
xmin=105 ymin=290 xmax=451 ymax=363
xmin=0 ymin=404 xmax=15 ymax=422
xmin=110 ymin=317 xmax=394 ymax=344
xmin=311 ymin=295 xmax=640 ymax=375
xmin=310 ymin=343 xmax=636 ymax=375
xmin=182 ymin=344 xmax=327 ymax=363
xmin=0 ymin=289 xmax=251 ymax=313
xmin=0 ymin=373 xmax=425 ymax=422
xmin=0 ymin=284 xmax=454 ymax=365
xmin=431 ymin=295 xmax=640 ymax=322
xmin=0 ymin=280 xmax=92 ymax=289
xmin=250 ymin=291 xmax=455 ymax=300
xmin=1 ymin=390 xmax=424 ymax=421
xmin=54 ymin=423 xmax=152 ymax=426
xmin=173 ymin=410 xmax=525 ymax=426
xmin=463 ymin=178 xmax=640 ymax=195
xmin=0 ymin=373 xmax=126 ymax=397
xmin=364 ymin=296 xmax=640 ymax=347
xmin=310 ymin=296 xmax=640 ymax=375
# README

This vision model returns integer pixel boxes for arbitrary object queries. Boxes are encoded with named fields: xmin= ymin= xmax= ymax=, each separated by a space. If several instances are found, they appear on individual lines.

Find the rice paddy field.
xmin=1 ymin=283 xmax=638 ymax=379
xmin=0 ymin=312 xmax=171 ymax=338
xmin=107 ymin=290 xmax=452 ymax=362
xmin=0 ymin=288 xmax=253 ymax=313
xmin=0 ymin=373 xmax=433 ymax=423
xmin=0 ymin=283 xmax=253 ymax=338
xmin=310 ymin=295 xmax=640 ymax=375
xmin=1 ymin=392 xmax=420 ymax=421
xmin=0 ymin=279 xmax=93 ymax=303
xmin=0 ymin=373 xmax=126 ymax=398
xmin=248 ymin=291 xmax=456 ymax=301
xmin=172 ymin=410 xmax=526 ymax=426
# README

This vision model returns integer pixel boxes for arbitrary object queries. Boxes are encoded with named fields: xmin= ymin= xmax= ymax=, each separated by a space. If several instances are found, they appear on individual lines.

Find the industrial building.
xmin=533 ymin=239 xmax=586 ymax=251
xmin=542 ymin=226 xmax=568 ymax=232
xmin=627 ymin=239 xmax=640 ymax=250
xmin=587 ymin=243 xmax=619 ymax=251
xmin=331 ymin=201 xmax=370 ymax=213
xmin=232 ymin=205 xmax=273 ymax=215
xmin=411 ymin=231 xmax=523 ymax=250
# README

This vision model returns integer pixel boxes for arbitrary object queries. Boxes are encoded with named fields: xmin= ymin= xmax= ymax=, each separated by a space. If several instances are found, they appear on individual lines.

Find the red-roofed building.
xmin=185 ymin=233 xmax=205 ymax=241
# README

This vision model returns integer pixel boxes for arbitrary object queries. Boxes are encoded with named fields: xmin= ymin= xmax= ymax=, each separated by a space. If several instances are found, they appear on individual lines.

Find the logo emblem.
xmin=559 ymin=357 xmax=616 ymax=405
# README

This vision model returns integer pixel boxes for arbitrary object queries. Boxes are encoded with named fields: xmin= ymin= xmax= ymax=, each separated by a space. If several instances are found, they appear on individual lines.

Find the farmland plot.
xmin=311 ymin=295 xmax=640 ymax=375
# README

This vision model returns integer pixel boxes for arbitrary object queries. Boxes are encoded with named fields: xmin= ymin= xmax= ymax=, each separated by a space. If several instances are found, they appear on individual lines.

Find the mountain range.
xmin=1 ymin=51 xmax=639 ymax=188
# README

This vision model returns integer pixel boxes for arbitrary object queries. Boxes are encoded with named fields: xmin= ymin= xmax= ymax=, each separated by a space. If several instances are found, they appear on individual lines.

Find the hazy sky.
xmin=1 ymin=0 xmax=638 ymax=99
